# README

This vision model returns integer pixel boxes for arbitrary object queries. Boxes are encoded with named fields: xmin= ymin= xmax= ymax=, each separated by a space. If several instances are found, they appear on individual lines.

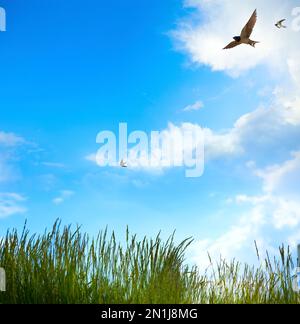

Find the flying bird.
xmin=223 ymin=9 xmax=259 ymax=50
xmin=120 ymin=159 xmax=128 ymax=168
xmin=275 ymin=19 xmax=287 ymax=29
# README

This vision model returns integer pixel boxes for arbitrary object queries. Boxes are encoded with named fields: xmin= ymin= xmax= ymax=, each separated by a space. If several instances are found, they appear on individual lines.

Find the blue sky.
xmin=1 ymin=0 xmax=300 ymax=267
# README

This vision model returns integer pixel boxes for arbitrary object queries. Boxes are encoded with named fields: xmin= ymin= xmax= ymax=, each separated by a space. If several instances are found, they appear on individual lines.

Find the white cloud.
xmin=191 ymin=152 xmax=300 ymax=268
xmin=191 ymin=194 xmax=300 ymax=268
xmin=170 ymin=0 xmax=300 ymax=162
xmin=0 ymin=131 xmax=25 ymax=147
xmin=272 ymin=198 xmax=300 ymax=229
xmin=150 ymin=122 xmax=238 ymax=163
xmin=190 ymin=206 xmax=266 ymax=268
xmin=173 ymin=0 xmax=300 ymax=76
xmin=253 ymin=151 xmax=300 ymax=229
xmin=85 ymin=100 xmax=298 ymax=173
xmin=154 ymin=97 xmax=299 ymax=163
xmin=0 ymin=193 xmax=27 ymax=219
xmin=165 ymin=100 xmax=299 ymax=161
xmin=288 ymin=230 xmax=300 ymax=248
xmin=255 ymin=151 xmax=300 ymax=195
xmin=236 ymin=195 xmax=300 ymax=230
xmin=183 ymin=100 xmax=204 ymax=112
xmin=203 ymin=98 xmax=300 ymax=160
xmin=172 ymin=0 xmax=300 ymax=128
xmin=203 ymin=127 xmax=242 ymax=159
xmin=53 ymin=190 xmax=74 ymax=205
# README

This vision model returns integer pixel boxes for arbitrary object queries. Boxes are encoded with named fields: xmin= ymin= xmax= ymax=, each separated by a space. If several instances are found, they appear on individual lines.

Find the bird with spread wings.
xmin=275 ymin=19 xmax=287 ymax=29
xmin=223 ymin=10 xmax=259 ymax=50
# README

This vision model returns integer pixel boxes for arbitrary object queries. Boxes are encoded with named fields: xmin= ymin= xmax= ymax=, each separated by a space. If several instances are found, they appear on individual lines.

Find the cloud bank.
xmin=171 ymin=0 xmax=300 ymax=266
xmin=173 ymin=0 xmax=300 ymax=76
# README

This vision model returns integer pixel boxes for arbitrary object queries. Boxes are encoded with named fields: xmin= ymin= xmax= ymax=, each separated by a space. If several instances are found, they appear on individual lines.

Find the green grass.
xmin=0 ymin=220 xmax=299 ymax=304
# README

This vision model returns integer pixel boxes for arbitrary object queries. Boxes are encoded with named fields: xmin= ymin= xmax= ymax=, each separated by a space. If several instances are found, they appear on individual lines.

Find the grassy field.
xmin=0 ymin=220 xmax=299 ymax=304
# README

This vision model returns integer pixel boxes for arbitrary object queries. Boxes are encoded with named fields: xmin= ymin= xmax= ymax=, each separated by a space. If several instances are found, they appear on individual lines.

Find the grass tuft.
xmin=0 ymin=220 xmax=299 ymax=304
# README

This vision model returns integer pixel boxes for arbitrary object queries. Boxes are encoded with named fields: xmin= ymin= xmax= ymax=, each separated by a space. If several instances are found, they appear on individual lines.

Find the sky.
xmin=0 ymin=0 xmax=300 ymax=268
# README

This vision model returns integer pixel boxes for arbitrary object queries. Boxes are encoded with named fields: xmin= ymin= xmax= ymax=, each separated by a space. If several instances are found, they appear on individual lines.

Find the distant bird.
xmin=120 ymin=159 xmax=128 ymax=168
xmin=275 ymin=19 xmax=287 ymax=29
xmin=223 ymin=9 xmax=259 ymax=50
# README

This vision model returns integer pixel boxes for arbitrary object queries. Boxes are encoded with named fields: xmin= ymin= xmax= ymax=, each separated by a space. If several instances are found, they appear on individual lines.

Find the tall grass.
xmin=0 ymin=220 xmax=299 ymax=304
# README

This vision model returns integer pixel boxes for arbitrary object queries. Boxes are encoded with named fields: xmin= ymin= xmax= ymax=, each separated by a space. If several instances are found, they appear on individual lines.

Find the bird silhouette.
xmin=223 ymin=10 xmax=259 ymax=50
xmin=275 ymin=19 xmax=287 ymax=29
